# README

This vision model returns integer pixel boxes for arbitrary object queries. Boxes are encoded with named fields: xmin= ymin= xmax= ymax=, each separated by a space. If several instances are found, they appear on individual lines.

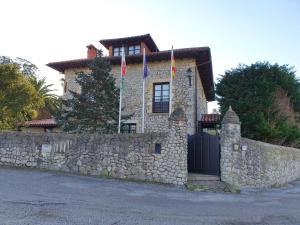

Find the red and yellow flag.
xmin=121 ymin=47 xmax=126 ymax=77
xmin=171 ymin=47 xmax=176 ymax=78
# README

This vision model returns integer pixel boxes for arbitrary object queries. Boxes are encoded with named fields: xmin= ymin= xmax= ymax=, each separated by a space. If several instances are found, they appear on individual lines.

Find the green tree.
xmin=28 ymin=76 xmax=60 ymax=117
xmin=216 ymin=62 xmax=300 ymax=147
xmin=0 ymin=64 xmax=43 ymax=129
xmin=1 ymin=56 xmax=59 ymax=119
xmin=0 ymin=56 xmax=38 ymax=77
xmin=56 ymin=51 xmax=119 ymax=133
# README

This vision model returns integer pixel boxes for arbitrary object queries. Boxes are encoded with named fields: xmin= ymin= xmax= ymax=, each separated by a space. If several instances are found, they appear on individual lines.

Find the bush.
xmin=216 ymin=62 xmax=300 ymax=147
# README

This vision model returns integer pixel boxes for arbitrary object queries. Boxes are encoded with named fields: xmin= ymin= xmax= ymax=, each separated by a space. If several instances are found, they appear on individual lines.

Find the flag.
xmin=118 ymin=47 xmax=126 ymax=133
xmin=171 ymin=47 xmax=176 ymax=78
xmin=143 ymin=49 xmax=148 ymax=79
xmin=121 ymin=47 xmax=126 ymax=77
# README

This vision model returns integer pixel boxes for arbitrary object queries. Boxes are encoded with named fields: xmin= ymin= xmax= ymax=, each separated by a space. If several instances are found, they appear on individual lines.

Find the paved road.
xmin=0 ymin=168 xmax=300 ymax=225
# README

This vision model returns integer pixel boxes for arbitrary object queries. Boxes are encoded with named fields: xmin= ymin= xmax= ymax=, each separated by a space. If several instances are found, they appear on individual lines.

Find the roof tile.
xmin=26 ymin=119 xmax=57 ymax=128
xmin=200 ymin=114 xmax=221 ymax=124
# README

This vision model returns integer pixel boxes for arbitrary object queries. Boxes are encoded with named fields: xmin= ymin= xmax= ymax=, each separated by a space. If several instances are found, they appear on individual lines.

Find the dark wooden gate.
xmin=188 ymin=133 xmax=220 ymax=175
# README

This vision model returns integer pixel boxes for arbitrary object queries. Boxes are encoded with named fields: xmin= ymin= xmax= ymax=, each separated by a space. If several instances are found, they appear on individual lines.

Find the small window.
xmin=113 ymin=47 xmax=123 ymax=56
xmin=121 ymin=123 xmax=137 ymax=133
xmin=128 ymin=45 xmax=140 ymax=55
xmin=153 ymin=82 xmax=170 ymax=113
xmin=155 ymin=143 xmax=161 ymax=154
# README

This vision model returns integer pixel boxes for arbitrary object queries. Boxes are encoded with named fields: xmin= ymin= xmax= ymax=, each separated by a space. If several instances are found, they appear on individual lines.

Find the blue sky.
xmin=1 ymin=0 xmax=299 ymax=112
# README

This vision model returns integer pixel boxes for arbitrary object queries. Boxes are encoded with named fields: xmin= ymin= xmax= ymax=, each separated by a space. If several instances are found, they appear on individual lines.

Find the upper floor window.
xmin=113 ymin=47 xmax=123 ymax=56
xmin=153 ymin=82 xmax=170 ymax=113
xmin=128 ymin=45 xmax=140 ymax=55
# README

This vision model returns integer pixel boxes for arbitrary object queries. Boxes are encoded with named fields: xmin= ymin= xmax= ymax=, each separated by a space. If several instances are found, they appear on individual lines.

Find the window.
xmin=121 ymin=123 xmax=136 ymax=133
xmin=155 ymin=143 xmax=161 ymax=154
xmin=113 ymin=47 xmax=123 ymax=56
xmin=113 ymin=45 xmax=140 ymax=56
xmin=128 ymin=45 xmax=140 ymax=55
xmin=153 ymin=83 xmax=170 ymax=113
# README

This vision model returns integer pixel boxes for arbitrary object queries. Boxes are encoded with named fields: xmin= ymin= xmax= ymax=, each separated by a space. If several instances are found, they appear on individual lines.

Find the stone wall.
xmin=195 ymin=68 xmax=207 ymax=120
xmin=0 ymin=109 xmax=188 ymax=185
xmin=220 ymin=107 xmax=300 ymax=188
xmin=64 ymin=68 xmax=89 ymax=99
xmin=64 ymin=59 xmax=207 ymax=134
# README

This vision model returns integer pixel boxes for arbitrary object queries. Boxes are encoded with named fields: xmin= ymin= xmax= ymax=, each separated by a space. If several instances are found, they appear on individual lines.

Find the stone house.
xmin=47 ymin=34 xmax=214 ymax=134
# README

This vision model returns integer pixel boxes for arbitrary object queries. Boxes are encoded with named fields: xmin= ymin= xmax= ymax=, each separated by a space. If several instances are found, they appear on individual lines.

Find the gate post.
xmin=166 ymin=107 xmax=188 ymax=185
xmin=220 ymin=106 xmax=241 ymax=185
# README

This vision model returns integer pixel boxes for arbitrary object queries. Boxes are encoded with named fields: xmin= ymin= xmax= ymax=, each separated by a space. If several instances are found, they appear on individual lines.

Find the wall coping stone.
xmin=221 ymin=106 xmax=240 ymax=125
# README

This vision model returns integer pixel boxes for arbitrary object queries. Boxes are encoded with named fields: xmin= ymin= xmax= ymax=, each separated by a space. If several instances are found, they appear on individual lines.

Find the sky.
xmin=1 ymin=0 xmax=300 ymax=113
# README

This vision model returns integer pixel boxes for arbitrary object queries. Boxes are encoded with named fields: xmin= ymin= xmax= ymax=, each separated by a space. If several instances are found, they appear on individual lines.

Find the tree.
xmin=28 ymin=76 xmax=60 ymax=117
xmin=56 ymin=51 xmax=119 ymax=133
xmin=0 ymin=56 xmax=38 ymax=77
xmin=0 ymin=64 xmax=43 ymax=129
xmin=216 ymin=62 xmax=300 ymax=147
xmin=1 ymin=55 xmax=59 ymax=119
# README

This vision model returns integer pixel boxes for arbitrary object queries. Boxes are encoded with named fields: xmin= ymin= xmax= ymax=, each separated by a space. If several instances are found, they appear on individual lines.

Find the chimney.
xmin=87 ymin=44 xmax=97 ymax=59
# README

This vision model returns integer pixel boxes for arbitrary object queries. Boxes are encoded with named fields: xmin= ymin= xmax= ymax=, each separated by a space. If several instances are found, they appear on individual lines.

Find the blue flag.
xmin=143 ymin=49 xmax=148 ymax=79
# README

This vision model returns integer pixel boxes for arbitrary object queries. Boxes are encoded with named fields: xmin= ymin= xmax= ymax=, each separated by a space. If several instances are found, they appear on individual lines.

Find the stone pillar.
xmin=220 ymin=106 xmax=241 ymax=185
xmin=166 ymin=107 xmax=188 ymax=185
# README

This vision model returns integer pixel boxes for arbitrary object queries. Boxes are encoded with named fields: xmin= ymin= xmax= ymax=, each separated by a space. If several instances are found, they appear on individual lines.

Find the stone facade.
xmin=0 ymin=109 xmax=188 ymax=185
xmin=64 ymin=68 xmax=90 ymax=99
xmin=64 ymin=59 xmax=207 ymax=134
xmin=220 ymin=107 xmax=300 ymax=188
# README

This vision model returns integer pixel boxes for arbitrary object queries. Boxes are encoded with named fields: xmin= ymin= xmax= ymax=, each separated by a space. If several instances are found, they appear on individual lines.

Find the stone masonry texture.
xmin=0 ymin=109 xmax=188 ymax=185
xmin=220 ymin=107 xmax=300 ymax=188
xmin=64 ymin=59 xmax=207 ymax=134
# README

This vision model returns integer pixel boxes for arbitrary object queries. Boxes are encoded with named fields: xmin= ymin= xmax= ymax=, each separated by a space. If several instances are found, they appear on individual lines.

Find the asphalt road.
xmin=0 ymin=168 xmax=300 ymax=225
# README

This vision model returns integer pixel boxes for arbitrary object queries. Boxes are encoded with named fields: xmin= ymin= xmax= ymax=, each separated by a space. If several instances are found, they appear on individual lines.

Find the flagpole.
xmin=118 ymin=47 xmax=124 ymax=133
xmin=118 ymin=77 xmax=122 ymax=133
xmin=169 ymin=46 xmax=173 ymax=116
xmin=142 ymin=48 xmax=146 ymax=133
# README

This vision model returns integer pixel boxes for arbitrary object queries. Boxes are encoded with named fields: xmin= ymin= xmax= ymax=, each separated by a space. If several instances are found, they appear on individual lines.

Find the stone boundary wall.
xmin=0 ymin=109 xmax=188 ymax=185
xmin=220 ymin=107 xmax=300 ymax=188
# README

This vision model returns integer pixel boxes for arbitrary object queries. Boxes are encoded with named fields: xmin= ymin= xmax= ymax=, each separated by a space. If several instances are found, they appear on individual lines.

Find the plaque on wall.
xmin=41 ymin=144 xmax=52 ymax=157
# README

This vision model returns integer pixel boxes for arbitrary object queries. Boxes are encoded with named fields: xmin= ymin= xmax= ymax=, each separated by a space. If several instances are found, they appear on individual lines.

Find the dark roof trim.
xmin=47 ymin=47 xmax=215 ymax=101
xmin=100 ymin=34 xmax=159 ymax=52
xmin=47 ymin=58 xmax=94 ymax=72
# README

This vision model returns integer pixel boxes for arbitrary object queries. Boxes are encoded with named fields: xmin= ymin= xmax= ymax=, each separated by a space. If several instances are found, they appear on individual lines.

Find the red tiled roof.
xmin=47 ymin=47 xmax=215 ymax=101
xmin=200 ymin=114 xmax=221 ymax=124
xmin=100 ymin=33 xmax=159 ymax=52
xmin=26 ymin=118 xmax=57 ymax=128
